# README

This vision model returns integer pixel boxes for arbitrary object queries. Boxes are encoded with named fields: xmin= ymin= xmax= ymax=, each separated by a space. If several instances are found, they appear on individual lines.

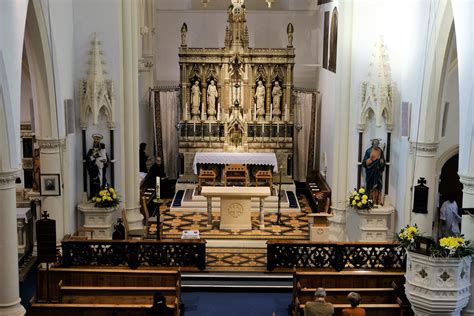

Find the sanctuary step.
xmin=170 ymin=188 xmax=300 ymax=212
xmin=181 ymin=272 xmax=292 ymax=290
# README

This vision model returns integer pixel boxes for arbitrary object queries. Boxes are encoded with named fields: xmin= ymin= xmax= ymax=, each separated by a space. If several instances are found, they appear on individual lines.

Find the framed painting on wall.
xmin=40 ymin=174 xmax=61 ymax=196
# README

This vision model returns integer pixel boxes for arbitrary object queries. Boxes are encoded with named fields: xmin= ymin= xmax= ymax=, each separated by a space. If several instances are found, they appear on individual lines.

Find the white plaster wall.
xmin=0 ymin=0 xmax=29 ymax=171
xmin=73 ymin=0 xmax=124 ymax=203
xmin=154 ymin=9 xmax=318 ymax=88
xmin=20 ymin=67 xmax=32 ymax=123
xmin=328 ymin=0 xmax=437 ymax=230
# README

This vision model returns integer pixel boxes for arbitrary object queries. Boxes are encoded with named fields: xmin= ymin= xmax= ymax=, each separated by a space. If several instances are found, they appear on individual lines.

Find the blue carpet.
xmin=286 ymin=191 xmax=298 ymax=208
xmin=172 ymin=190 xmax=185 ymax=207
xmin=181 ymin=291 xmax=291 ymax=316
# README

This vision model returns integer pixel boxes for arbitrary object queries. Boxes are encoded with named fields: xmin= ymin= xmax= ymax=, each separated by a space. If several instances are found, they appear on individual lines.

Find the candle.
xmin=156 ymin=177 xmax=161 ymax=200
xmin=193 ymin=122 xmax=196 ymax=135
xmin=284 ymin=103 xmax=289 ymax=122
xmin=270 ymin=103 xmax=273 ymax=121
xmin=209 ymin=121 xmax=212 ymax=137
xmin=201 ymin=109 xmax=205 ymax=121
xmin=217 ymin=103 xmax=221 ymax=121
xmin=254 ymin=103 xmax=257 ymax=121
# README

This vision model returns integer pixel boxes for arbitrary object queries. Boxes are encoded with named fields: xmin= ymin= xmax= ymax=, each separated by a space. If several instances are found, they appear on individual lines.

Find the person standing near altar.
xmin=255 ymin=80 xmax=265 ymax=118
xmin=362 ymin=139 xmax=385 ymax=205
xmin=440 ymin=193 xmax=461 ymax=236
xmin=207 ymin=80 xmax=218 ymax=117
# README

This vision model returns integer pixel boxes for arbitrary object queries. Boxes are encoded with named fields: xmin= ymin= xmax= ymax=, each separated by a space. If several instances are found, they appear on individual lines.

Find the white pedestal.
xmin=406 ymin=251 xmax=472 ymax=316
xmin=346 ymin=205 xmax=394 ymax=242
xmin=308 ymin=213 xmax=333 ymax=241
xmin=78 ymin=202 xmax=118 ymax=239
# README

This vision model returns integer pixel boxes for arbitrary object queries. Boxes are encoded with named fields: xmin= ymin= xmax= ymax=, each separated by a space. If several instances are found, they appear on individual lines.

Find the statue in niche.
xmin=191 ymin=80 xmax=201 ymax=119
xmin=272 ymin=81 xmax=282 ymax=118
xmin=207 ymin=80 xmax=218 ymax=118
xmin=86 ymin=134 xmax=109 ymax=199
xmin=362 ymin=138 xmax=385 ymax=205
xmin=255 ymin=80 xmax=265 ymax=118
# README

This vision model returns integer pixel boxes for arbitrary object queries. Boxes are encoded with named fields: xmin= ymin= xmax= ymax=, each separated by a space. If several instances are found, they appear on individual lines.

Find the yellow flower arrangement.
xmin=395 ymin=224 xmax=420 ymax=251
xmin=348 ymin=187 xmax=373 ymax=210
xmin=431 ymin=236 xmax=474 ymax=258
xmin=92 ymin=186 xmax=120 ymax=208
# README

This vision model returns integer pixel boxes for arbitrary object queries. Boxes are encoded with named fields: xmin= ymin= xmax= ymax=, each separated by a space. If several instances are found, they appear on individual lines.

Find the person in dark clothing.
xmin=139 ymin=142 xmax=149 ymax=173
xmin=148 ymin=292 xmax=173 ymax=316
xmin=148 ymin=156 xmax=166 ymax=187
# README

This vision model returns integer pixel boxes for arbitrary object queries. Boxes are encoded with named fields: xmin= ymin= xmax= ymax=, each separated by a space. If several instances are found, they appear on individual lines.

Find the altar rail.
xmin=267 ymin=241 xmax=405 ymax=272
xmin=61 ymin=236 xmax=206 ymax=270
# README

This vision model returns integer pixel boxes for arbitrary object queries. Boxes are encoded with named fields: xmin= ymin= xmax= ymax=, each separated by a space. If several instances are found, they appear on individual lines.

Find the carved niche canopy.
xmin=358 ymin=36 xmax=395 ymax=131
xmin=80 ymin=33 xmax=115 ymax=128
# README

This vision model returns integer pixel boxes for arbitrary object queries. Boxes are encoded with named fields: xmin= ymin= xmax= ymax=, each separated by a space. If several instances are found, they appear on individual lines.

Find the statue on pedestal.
xmin=86 ymin=134 xmax=109 ymax=199
xmin=362 ymin=139 xmax=385 ymax=205
xmin=191 ymin=80 xmax=201 ymax=120
xmin=272 ymin=81 xmax=282 ymax=120
xmin=207 ymin=80 xmax=218 ymax=119
xmin=255 ymin=80 xmax=265 ymax=120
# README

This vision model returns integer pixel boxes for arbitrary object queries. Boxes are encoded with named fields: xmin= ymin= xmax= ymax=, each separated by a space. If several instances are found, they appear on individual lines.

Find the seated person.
xmin=148 ymin=292 xmax=172 ymax=316
xmin=304 ymin=288 xmax=334 ymax=316
xmin=342 ymin=292 xmax=366 ymax=316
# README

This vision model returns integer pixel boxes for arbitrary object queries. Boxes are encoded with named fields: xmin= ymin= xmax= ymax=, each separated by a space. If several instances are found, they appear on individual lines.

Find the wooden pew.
xmin=35 ymin=266 xmax=181 ymax=303
xmin=292 ymin=270 xmax=410 ymax=316
xmin=30 ymin=302 xmax=152 ymax=316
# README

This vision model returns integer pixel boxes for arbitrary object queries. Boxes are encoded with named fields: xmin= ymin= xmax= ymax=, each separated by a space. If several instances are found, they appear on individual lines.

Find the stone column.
xmin=409 ymin=141 xmax=439 ymax=237
xmin=0 ymin=169 xmax=26 ymax=315
xmin=201 ymin=81 xmax=207 ymax=120
xmin=460 ymin=174 xmax=474 ymax=316
xmin=265 ymin=83 xmax=271 ymax=120
xmin=37 ymin=138 xmax=69 ymax=242
xmin=122 ymin=0 xmax=143 ymax=230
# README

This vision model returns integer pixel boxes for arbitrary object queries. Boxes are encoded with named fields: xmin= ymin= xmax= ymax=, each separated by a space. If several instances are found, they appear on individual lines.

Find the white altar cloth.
xmin=193 ymin=152 xmax=278 ymax=174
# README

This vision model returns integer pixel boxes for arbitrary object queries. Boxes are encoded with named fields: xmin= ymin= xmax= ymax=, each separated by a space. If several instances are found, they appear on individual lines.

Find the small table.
xmin=199 ymin=170 xmax=217 ymax=186
xmin=255 ymin=170 xmax=273 ymax=187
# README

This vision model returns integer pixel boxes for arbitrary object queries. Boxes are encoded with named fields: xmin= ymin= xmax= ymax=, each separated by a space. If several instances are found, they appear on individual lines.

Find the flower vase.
xmin=405 ymin=250 xmax=472 ymax=316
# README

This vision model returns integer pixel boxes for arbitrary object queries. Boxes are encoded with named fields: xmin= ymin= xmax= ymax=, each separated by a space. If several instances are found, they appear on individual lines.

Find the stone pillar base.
xmin=0 ymin=300 xmax=26 ymax=316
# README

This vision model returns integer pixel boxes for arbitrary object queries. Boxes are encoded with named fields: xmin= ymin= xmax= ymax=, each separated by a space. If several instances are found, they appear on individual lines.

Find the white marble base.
xmin=77 ymin=202 xmax=118 ymax=239
xmin=346 ymin=204 xmax=394 ymax=242
xmin=406 ymin=251 xmax=472 ymax=316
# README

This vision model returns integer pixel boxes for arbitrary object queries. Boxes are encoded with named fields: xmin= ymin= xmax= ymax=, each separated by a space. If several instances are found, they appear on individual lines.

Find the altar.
xmin=201 ymin=186 xmax=271 ymax=230
xmin=193 ymin=152 xmax=278 ymax=174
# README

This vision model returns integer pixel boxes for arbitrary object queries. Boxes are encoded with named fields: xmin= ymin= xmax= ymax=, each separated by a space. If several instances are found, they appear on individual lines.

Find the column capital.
xmin=37 ymin=138 xmax=67 ymax=152
xmin=409 ymin=141 xmax=439 ymax=157
xmin=459 ymin=173 xmax=474 ymax=195
xmin=0 ymin=169 xmax=21 ymax=190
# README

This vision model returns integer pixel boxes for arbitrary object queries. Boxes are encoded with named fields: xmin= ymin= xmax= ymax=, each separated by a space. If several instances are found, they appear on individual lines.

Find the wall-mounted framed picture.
xmin=40 ymin=174 xmax=61 ymax=196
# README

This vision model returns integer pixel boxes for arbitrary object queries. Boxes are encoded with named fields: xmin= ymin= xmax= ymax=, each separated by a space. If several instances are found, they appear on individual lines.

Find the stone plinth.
xmin=406 ymin=251 xmax=472 ymax=316
xmin=308 ymin=212 xmax=333 ymax=241
xmin=346 ymin=204 xmax=394 ymax=242
xmin=78 ymin=202 xmax=118 ymax=239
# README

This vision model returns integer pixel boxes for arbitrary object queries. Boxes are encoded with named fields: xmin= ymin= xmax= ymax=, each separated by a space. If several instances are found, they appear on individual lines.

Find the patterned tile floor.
xmin=159 ymin=194 xmax=312 ymax=271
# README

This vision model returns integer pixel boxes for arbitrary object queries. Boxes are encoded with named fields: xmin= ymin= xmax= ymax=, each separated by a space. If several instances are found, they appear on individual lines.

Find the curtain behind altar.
xmin=294 ymin=91 xmax=320 ymax=182
xmin=156 ymin=91 xmax=179 ymax=179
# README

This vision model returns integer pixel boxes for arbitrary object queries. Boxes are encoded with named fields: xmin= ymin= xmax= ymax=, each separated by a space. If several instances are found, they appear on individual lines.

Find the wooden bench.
xmin=255 ymin=170 xmax=273 ymax=187
xmin=36 ymin=266 xmax=181 ymax=303
xmin=292 ymin=270 xmax=409 ymax=316
xmin=224 ymin=163 xmax=248 ymax=186
xmin=29 ymin=302 xmax=156 ymax=316
xmin=198 ymin=169 xmax=217 ymax=186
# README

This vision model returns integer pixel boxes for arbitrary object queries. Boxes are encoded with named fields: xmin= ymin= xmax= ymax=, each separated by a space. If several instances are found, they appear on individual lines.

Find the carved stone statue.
xmin=287 ymin=23 xmax=294 ymax=47
xmin=272 ymin=81 xmax=282 ymax=120
xmin=191 ymin=81 xmax=201 ymax=120
xmin=180 ymin=23 xmax=188 ymax=47
xmin=86 ymin=134 xmax=109 ymax=199
xmin=255 ymin=80 xmax=265 ymax=120
xmin=207 ymin=80 xmax=218 ymax=119
xmin=362 ymin=139 xmax=385 ymax=205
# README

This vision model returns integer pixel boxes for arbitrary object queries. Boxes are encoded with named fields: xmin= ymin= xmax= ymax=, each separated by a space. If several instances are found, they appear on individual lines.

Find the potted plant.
xmin=92 ymin=186 xmax=120 ymax=209
xmin=348 ymin=187 xmax=373 ymax=210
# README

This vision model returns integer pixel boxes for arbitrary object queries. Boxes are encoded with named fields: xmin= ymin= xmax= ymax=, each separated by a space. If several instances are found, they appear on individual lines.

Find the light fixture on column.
xmin=202 ymin=0 xmax=210 ymax=8
xmin=266 ymin=0 xmax=275 ymax=8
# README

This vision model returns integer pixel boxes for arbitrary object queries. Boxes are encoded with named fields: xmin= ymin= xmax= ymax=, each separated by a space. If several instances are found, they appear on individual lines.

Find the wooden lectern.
xmin=201 ymin=186 xmax=271 ymax=230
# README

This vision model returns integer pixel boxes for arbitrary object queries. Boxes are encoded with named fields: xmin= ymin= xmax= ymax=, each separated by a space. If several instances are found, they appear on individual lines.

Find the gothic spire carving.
xmin=359 ymin=36 xmax=395 ymax=131
xmin=226 ymin=0 xmax=248 ymax=50
xmin=80 ymin=33 xmax=115 ymax=128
